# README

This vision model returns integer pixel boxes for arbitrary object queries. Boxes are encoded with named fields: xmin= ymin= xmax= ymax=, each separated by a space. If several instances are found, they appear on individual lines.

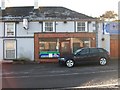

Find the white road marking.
xmin=65 ymin=84 xmax=119 ymax=89
xmin=2 ymin=69 xmax=117 ymax=79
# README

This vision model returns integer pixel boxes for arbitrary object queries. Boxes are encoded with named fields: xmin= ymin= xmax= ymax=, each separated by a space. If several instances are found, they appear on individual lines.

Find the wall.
xmin=0 ymin=39 xmax=3 ymax=60
xmin=0 ymin=22 xmax=3 ymax=60
xmin=17 ymin=22 xmax=42 ymax=37
xmin=17 ymin=38 xmax=34 ymax=61
xmin=56 ymin=21 xmax=74 ymax=32
xmin=88 ymin=21 xmax=96 ymax=32
xmin=0 ymin=22 xmax=4 ymax=37
xmin=97 ymin=22 xmax=110 ymax=53
xmin=56 ymin=21 xmax=96 ymax=32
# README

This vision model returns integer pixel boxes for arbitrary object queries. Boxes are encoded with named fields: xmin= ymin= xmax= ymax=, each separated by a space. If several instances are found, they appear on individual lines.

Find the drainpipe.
xmin=95 ymin=21 xmax=99 ymax=47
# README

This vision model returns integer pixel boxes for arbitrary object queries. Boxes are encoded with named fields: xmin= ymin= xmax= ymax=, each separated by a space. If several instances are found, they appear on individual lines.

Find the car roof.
xmin=80 ymin=47 xmax=105 ymax=50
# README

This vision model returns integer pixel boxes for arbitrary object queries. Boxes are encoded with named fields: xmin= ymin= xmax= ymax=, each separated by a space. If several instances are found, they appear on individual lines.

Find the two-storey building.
xmin=0 ymin=6 xmax=105 ymax=62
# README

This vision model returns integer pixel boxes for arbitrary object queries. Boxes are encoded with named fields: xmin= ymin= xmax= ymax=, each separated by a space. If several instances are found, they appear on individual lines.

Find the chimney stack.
xmin=1 ymin=0 xmax=5 ymax=10
xmin=34 ymin=0 xmax=39 ymax=9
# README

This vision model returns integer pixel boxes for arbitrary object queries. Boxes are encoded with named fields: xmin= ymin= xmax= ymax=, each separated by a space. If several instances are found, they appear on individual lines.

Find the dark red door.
xmin=60 ymin=40 xmax=71 ymax=56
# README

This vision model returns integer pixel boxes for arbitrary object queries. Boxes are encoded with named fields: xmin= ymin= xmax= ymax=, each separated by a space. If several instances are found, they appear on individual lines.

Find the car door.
xmin=74 ymin=48 xmax=89 ymax=63
xmin=89 ymin=48 xmax=99 ymax=62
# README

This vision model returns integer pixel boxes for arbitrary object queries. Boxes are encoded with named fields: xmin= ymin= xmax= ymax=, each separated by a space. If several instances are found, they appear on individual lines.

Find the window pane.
xmin=5 ymin=23 xmax=15 ymax=36
xmin=39 ymin=38 xmax=57 ymax=51
xmin=82 ymin=22 xmax=85 ymax=26
xmin=80 ymin=48 xmax=89 ymax=55
xmin=90 ymin=48 xmax=98 ymax=53
xmin=45 ymin=22 xmax=53 ymax=31
xmin=4 ymin=40 xmax=16 ymax=59
xmin=6 ymin=50 xmax=15 ymax=59
xmin=72 ymin=38 xmax=90 ymax=52
xmin=77 ymin=22 xmax=86 ymax=32
xmin=6 ymin=41 xmax=15 ymax=50
xmin=39 ymin=38 xmax=60 ymax=58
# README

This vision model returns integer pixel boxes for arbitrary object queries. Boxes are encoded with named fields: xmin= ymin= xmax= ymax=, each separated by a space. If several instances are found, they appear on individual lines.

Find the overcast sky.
xmin=0 ymin=0 xmax=119 ymax=17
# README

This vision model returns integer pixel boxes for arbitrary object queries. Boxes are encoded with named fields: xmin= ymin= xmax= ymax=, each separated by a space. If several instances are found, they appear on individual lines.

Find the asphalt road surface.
xmin=1 ymin=60 xmax=119 ymax=89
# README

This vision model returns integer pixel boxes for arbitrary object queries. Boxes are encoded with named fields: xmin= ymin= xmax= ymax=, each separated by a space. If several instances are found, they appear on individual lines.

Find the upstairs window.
xmin=5 ymin=22 xmax=15 ymax=37
xmin=76 ymin=22 xmax=87 ymax=32
xmin=43 ymin=22 xmax=55 ymax=32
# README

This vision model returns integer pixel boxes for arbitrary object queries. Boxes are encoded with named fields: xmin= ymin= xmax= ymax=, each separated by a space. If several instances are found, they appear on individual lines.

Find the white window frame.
xmin=4 ymin=40 xmax=16 ymax=59
xmin=5 ymin=22 xmax=16 ymax=37
xmin=76 ymin=21 xmax=87 ymax=32
xmin=43 ymin=22 xmax=55 ymax=32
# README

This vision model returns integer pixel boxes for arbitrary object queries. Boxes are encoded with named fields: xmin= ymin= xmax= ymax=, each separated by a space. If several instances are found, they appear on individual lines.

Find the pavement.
xmin=1 ymin=58 xmax=119 ymax=64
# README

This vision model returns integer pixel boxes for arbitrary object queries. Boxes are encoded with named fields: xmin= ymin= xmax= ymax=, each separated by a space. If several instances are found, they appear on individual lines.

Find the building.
xmin=0 ymin=6 xmax=104 ymax=62
xmin=105 ymin=21 xmax=120 ymax=59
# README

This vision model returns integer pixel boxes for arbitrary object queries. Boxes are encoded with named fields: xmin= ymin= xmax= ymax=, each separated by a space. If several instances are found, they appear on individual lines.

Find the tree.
xmin=100 ymin=11 xmax=118 ymax=21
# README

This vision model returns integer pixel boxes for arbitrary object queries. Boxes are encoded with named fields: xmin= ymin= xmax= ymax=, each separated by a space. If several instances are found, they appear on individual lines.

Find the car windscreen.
xmin=74 ymin=49 xmax=82 ymax=55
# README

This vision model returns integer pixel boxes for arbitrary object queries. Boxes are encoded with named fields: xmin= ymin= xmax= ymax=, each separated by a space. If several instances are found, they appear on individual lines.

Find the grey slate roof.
xmin=0 ymin=6 xmax=96 ymax=21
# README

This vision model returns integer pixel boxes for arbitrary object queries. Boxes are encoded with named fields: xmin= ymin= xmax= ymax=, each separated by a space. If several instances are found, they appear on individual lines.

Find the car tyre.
xmin=66 ymin=59 xmax=74 ymax=68
xmin=99 ymin=57 xmax=107 ymax=66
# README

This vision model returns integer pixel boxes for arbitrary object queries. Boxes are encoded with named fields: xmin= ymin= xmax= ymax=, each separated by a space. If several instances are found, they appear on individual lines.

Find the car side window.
xmin=90 ymin=48 xmax=98 ymax=54
xmin=98 ymin=48 xmax=105 ymax=53
xmin=80 ymin=48 xmax=89 ymax=55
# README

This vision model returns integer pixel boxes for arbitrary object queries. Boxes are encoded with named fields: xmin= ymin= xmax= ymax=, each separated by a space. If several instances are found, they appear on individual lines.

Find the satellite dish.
xmin=23 ymin=19 xmax=29 ymax=30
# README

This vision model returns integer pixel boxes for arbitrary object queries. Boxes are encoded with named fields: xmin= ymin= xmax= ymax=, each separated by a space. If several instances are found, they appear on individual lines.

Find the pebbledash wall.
xmin=0 ymin=6 xmax=110 ymax=62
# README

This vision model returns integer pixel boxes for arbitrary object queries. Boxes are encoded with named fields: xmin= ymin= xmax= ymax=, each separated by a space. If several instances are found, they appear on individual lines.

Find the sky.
xmin=0 ymin=0 xmax=120 ymax=17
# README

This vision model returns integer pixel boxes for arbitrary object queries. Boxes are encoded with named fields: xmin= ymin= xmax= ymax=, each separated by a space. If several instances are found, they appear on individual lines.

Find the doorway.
xmin=60 ymin=40 xmax=71 ymax=56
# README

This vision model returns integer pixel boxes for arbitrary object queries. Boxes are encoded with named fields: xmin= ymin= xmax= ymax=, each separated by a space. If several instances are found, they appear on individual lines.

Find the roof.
xmin=0 ymin=6 xmax=96 ymax=21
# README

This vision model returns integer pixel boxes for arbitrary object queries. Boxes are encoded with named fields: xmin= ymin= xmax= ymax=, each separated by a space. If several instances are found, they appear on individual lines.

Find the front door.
xmin=60 ymin=40 xmax=71 ymax=56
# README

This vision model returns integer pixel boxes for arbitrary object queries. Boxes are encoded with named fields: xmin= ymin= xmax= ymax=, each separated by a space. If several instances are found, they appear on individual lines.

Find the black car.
xmin=58 ymin=47 xmax=110 ymax=68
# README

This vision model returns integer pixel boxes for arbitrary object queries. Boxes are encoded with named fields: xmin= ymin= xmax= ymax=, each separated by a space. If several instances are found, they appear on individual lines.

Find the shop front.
xmin=34 ymin=33 xmax=96 ymax=62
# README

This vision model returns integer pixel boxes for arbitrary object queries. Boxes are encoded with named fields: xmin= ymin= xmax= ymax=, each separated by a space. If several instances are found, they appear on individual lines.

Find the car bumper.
xmin=58 ymin=58 xmax=66 ymax=65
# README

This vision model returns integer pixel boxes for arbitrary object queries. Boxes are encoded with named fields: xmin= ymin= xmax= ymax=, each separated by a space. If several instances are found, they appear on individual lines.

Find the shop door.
xmin=60 ymin=40 xmax=71 ymax=56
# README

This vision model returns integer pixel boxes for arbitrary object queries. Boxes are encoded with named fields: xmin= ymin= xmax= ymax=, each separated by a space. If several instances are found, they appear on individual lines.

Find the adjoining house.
xmin=104 ymin=21 xmax=120 ymax=59
xmin=0 ymin=6 xmax=108 ymax=62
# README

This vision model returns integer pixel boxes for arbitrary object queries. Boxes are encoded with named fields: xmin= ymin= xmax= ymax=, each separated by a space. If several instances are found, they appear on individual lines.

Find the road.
xmin=1 ymin=60 xmax=119 ymax=89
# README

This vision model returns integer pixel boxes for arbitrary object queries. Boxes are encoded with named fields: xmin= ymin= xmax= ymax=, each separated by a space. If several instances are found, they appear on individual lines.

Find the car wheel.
xmin=66 ymin=59 xmax=74 ymax=68
xmin=99 ymin=57 xmax=107 ymax=65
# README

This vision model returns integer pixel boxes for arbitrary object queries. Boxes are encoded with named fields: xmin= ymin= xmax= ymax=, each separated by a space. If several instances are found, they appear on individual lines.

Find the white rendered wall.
xmin=56 ymin=21 xmax=74 ymax=32
xmin=17 ymin=38 xmax=34 ymax=61
xmin=17 ymin=22 xmax=42 ymax=37
xmin=89 ymin=21 xmax=96 ymax=32
xmin=97 ymin=23 xmax=110 ymax=53
xmin=0 ymin=22 xmax=3 ymax=61
xmin=0 ymin=22 xmax=4 ymax=37
xmin=0 ymin=39 xmax=3 ymax=61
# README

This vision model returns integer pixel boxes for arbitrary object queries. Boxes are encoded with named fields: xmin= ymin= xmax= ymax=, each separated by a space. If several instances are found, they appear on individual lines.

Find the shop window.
xmin=76 ymin=22 xmax=87 ymax=32
xmin=73 ymin=43 xmax=82 ymax=52
xmin=4 ymin=40 xmax=16 ymax=59
xmin=72 ymin=38 xmax=84 ymax=52
xmin=43 ymin=22 xmax=55 ymax=32
xmin=72 ymin=38 xmax=90 ymax=52
xmin=5 ymin=22 xmax=16 ymax=37
xmin=84 ymin=41 xmax=90 ymax=47
xmin=39 ymin=38 xmax=59 ymax=58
